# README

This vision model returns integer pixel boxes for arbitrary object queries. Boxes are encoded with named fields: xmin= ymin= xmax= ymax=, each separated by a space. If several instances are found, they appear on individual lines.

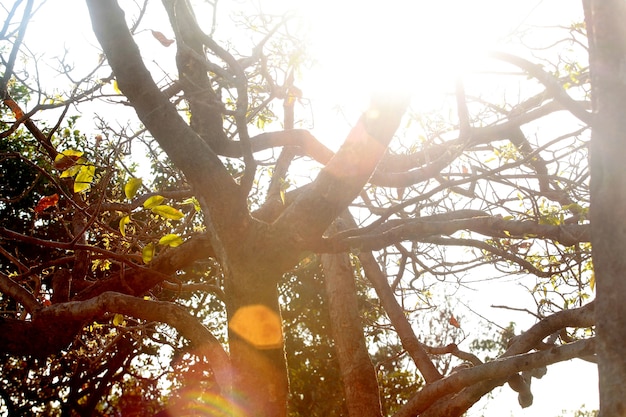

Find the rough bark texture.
xmin=587 ymin=1 xmax=626 ymax=416
xmin=322 ymin=236 xmax=383 ymax=417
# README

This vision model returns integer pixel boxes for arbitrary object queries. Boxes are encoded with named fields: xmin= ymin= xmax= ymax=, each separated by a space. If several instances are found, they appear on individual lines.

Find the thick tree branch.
xmin=403 ymin=302 xmax=595 ymax=417
xmin=161 ymin=0 xmax=229 ymax=152
xmin=505 ymin=302 xmax=595 ymax=356
xmin=320 ymin=212 xmax=590 ymax=253
xmin=393 ymin=338 xmax=595 ymax=417
xmin=0 ymin=271 xmax=40 ymax=313
xmin=0 ymin=291 xmax=232 ymax=390
xmin=219 ymin=129 xmax=333 ymax=165
xmin=74 ymin=233 xmax=215 ymax=300
xmin=273 ymin=94 xmax=409 ymax=244
xmin=359 ymin=250 xmax=443 ymax=383
xmin=85 ymin=0 xmax=250 ymax=237
xmin=68 ymin=291 xmax=232 ymax=390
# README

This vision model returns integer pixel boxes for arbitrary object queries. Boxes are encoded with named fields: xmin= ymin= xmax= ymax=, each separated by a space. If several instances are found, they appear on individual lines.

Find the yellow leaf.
xmin=158 ymin=234 xmax=183 ymax=247
xmin=119 ymin=215 xmax=131 ymax=237
xmin=142 ymin=243 xmax=155 ymax=264
xmin=182 ymin=197 xmax=201 ymax=212
xmin=54 ymin=149 xmax=83 ymax=170
xmin=113 ymin=79 xmax=121 ymax=94
xmin=124 ymin=178 xmax=143 ymax=200
xmin=61 ymin=158 xmax=86 ymax=178
xmin=151 ymin=205 xmax=184 ymax=220
xmin=74 ymin=164 xmax=95 ymax=193
xmin=229 ymin=304 xmax=283 ymax=349
xmin=298 ymin=252 xmax=316 ymax=269
xmin=590 ymin=272 xmax=595 ymax=291
xmin=112 ymin=313 xmax=125 ymax=326
xmin=143 ymin=195 xmax=165 ymax=209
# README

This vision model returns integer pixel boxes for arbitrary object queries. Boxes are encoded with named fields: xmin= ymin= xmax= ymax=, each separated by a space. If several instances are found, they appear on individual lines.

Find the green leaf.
xmin=151 ymin=205 xmax=184 ymax=220
xmin=124 ymin=178 xmax=143 ymax=200
xmin=159 ymin=234 xmax=184 ymax=247
xmin=143 ymin=195 xmax=165 ymax=209
xmin=142 ymin=243 xmax=155 ymax=264
xmin=119 ymin=215 xmax=131 ymax=237
xmin=74 ymin=164 xmax=95 ymax=193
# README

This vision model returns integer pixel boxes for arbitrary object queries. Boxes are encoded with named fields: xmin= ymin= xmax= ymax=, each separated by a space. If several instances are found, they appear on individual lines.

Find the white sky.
xmin=11 ymin=0 xmax=596 ymax=416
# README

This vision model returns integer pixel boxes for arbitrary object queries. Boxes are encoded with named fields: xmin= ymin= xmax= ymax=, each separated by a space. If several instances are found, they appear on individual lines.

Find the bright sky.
xmin=14 ymin=0 xmax=596 ymax=416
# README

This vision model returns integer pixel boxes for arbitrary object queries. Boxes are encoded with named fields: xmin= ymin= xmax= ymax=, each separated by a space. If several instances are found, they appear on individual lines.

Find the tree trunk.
xmin=587 ymin=1 xmax=626 ymax=415
xmin=322 ymin=240 xmax=383 ymax=417
xmin=226 ymin=278 xmax=288 ymax=417
xmin=222 ymin=228 xmax=294 ymax=417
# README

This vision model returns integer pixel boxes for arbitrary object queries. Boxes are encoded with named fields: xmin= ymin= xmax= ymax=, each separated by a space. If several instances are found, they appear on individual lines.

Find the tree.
xmin=585 ymin=1 xmax=626 ymax=415
xmin=1 ymin=0 xmax=620 ymax=416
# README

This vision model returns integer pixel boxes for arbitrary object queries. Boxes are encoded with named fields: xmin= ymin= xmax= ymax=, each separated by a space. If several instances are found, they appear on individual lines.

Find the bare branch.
xmin=489 ymin=51 xmax=591 ymax=124
xmin=393 ymin=338 xmax=595 ymax=417
xmin=85 ymin=0 xmax=249 ymax=232
xmin=321 ymin=213 xmax=590 ymax=253
xmin=0 ymin=0 xmax=33 ymax=90
xmin=0 ymin=271 xmax=40 ymax=313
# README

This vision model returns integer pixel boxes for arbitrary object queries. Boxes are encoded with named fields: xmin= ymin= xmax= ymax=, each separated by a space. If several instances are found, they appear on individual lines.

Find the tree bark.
xmin=85 ymin=3 xmax=408 ymax=416
xmin=586 ymin=1 xmax=626 ymax=416
xmin=322 ymin=233 xmax=383 ymax=417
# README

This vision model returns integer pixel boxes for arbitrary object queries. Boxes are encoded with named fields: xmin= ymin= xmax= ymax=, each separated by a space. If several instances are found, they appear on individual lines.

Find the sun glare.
xmin=294 ymin=0 xmax=522 ymax=112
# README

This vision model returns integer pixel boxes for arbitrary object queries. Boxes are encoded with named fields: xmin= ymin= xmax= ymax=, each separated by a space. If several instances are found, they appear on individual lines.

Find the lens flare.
xmin=229 ymin=304 xmax=283 ymax=349
xmin=168 ymin=389 xmax=248 ymax=417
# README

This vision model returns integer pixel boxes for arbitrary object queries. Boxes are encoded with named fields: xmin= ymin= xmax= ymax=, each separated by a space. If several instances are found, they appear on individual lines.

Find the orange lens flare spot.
xmin=229 ymin=304 xmax=283 ymax=349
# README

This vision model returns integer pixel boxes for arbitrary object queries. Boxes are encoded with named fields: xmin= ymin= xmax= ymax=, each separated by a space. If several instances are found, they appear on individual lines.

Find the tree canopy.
xmin=0 ymin=1 xmax=624 ymax=416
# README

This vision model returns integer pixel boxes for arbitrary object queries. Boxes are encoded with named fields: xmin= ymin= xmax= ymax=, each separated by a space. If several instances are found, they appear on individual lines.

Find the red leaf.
xmin=34 ymin=194 xmax=59 ymax=213
xmin=151 ymin=30 xmax=175 ymax=47
xmin=449 ymin=315 xmax=461 ymax=328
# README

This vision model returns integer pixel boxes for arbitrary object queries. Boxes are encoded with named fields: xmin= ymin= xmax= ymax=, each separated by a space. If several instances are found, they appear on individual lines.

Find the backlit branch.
xmin=394 ymin=338 xmax=595 ymax=417
xmin=0 ymin=271 xmax=39 ymax=313
xmin=320 ymin=213 xmax=590 ymax=253
xmin=490 ymin=51 xmax=591 ymax=124
xmin=405 ymin=302 xmax=596 ymax=417
xmin=273 ymin=94 xmax=409 ymax=244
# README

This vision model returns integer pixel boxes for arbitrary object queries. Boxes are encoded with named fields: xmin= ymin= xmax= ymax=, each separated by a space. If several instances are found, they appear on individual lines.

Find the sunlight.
xmin=167 ymin=390 xmax=248 ymax=417
xmin=294 ymin=0 xmax=522 ymax=111
xmin=3 ymin=1 xmax=598 ymax=416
